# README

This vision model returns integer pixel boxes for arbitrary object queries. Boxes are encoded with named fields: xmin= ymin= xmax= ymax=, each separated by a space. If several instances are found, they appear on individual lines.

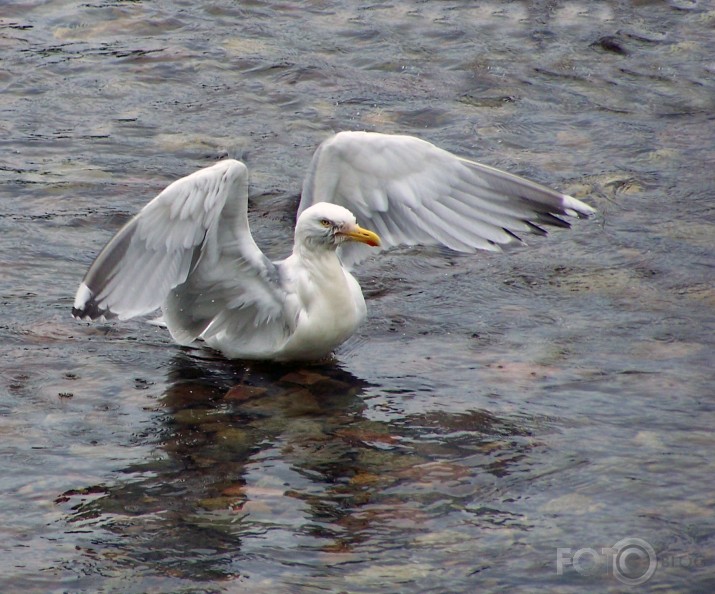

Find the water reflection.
xmin=59 ymin=351 xmax=539 ymax=584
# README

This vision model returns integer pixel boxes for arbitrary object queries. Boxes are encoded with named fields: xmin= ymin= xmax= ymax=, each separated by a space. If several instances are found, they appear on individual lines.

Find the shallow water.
xmin=1 ymin=1 xmax=714 ymax=592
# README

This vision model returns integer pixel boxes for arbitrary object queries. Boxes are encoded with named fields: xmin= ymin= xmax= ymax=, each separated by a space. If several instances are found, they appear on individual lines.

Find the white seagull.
xmin=72 ymin=131 xmax=594 ymax=361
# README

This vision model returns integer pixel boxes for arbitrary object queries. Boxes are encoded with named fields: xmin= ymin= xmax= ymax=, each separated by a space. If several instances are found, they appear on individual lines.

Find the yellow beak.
xmin=340 ymin=224 xmax=381 ymax=247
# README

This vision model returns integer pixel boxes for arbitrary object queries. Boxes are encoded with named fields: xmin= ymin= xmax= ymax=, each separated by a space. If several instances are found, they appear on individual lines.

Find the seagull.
xmin=72 ymin=131 xmax=595 ymax=361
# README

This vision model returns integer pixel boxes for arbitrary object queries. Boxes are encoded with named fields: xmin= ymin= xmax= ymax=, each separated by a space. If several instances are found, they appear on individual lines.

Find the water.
xmin=1 ymin=1 xmax=714 ymax=592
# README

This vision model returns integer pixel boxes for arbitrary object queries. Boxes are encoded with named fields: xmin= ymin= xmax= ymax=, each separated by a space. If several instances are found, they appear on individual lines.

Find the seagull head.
xmin=295 ymin=202 xmax=381 ymax=252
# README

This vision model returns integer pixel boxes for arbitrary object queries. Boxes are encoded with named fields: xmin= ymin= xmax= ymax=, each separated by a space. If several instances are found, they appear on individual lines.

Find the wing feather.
xmin=73 ymin=160 xmax=242 ymax=319
xmin=73 ymin=159 xmax=296 ymax=350
xmin=299 ymin=131 xmax=594 ymax=268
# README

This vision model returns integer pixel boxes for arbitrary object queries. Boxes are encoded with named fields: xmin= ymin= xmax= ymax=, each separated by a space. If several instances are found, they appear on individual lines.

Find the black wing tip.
xmin=518 ymin=195 xmax=593 ymax=232
xmin=538 ymin=212 xmax=572 ymax=229
xmin=562 ymin=194 xmax=597 ymax=220
xmin=72 ymin=304 xmax=115 ymax=321
xmin=502 ymin=227 xmax=527 ymax=244
xmin=72 ymin=284 xmax=115 ymax=321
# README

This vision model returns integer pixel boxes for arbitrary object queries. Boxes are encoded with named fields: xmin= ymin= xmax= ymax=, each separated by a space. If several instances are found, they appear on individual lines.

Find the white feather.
xmin=73 ymin=131 xmax=594 ymax=361
xmin=300 ymin=131 xmax=594 ymax=268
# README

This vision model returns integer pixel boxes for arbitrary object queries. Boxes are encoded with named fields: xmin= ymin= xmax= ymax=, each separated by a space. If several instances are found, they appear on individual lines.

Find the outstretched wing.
xmin=73 ymin=160 xmax=295 ymax=349
xmin=298 ymin=131 xmax=595 ymax=268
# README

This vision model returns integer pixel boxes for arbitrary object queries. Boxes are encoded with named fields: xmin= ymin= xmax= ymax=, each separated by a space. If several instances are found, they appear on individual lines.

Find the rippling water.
xmin=1 ymin=1 xmax=714 ymax=592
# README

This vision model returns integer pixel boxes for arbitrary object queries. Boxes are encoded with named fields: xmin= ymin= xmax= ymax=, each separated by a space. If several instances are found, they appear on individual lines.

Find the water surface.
xmin=1 ymin=1 xmax=714 ymax=592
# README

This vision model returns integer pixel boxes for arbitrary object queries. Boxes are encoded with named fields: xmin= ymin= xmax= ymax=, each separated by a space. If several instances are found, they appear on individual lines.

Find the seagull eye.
xmin=320 ymin=219 xmax=332 ymax=227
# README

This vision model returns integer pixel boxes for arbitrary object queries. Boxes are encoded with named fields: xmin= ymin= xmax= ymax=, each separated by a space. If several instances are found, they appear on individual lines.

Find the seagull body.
xmin=73 ymin=131 xmax=594 ymax=361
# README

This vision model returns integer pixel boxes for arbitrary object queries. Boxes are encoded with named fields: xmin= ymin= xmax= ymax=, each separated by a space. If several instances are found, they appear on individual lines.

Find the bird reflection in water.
xmin=58 ymin=351 xmax=538 ymax=581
